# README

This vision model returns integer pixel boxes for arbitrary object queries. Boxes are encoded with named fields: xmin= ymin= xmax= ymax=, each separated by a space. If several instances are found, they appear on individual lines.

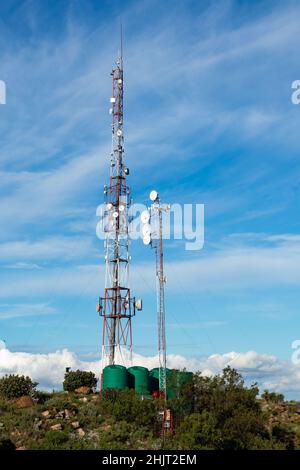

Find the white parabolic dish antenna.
xmin=149 ymin=190 xmax=158 ymax=201
xmin=141 ymin=210 xmax=150 ymax=224
xmin=143 ymin=234 xmax=151 ymax=245
xmin=142 ymin=223 xmax=151 ymax=237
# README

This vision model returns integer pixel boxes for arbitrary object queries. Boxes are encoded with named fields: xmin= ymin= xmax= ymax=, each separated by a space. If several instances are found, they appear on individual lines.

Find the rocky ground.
xmin=260 ymin=400 xmax=300 ymax=448
xmin=0 ymin=388 xmax=161 ymax=450
xmin=1 ymin=390 xmax=300 ymax=450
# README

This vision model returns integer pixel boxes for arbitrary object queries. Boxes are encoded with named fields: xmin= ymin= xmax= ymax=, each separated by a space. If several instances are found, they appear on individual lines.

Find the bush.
xmin=272 ymin=425 xmax=295 ymax=450
xmin=63 ymin=370 xmax=97 ymax=392
xmin=261 ymin=390 xmax=285 ymax=403
xmin=0 ymin=374 xmax=37 ymax=400
xmin=175 ymin=367 xmax=269 ymax=450
xmin=178 ymin=411 xmax=221 ymax=449
xmin=99 ymin=388 xmax=159 ymax=428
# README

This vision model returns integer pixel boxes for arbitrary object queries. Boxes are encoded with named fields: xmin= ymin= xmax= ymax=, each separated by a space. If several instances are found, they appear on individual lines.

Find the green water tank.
xmin=127 ymin=366 xmax=150 ymax=395
xmin=150 ymin=367 xmax=172 ymax=379
xmin=102 ymin=364 xmax=129 ymax=390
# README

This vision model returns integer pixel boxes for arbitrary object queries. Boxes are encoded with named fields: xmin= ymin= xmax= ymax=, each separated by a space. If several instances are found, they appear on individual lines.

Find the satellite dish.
xmin=106 ymin=203 xmax=113 ymax=210
xmin=117 ymin=129 xmax=122 ymax=137
xmin=150 ymin=190 xmax=158 ymax=202
xmin=141 ymin=210 xmax=150 ymax=224
xmin=142 ymin=223 xmax=151 ymax=236
xmin=119 ymin=204 xmax=125 ymax=212
xmin=113 ymin=211 xmax=119 ymax=218
xmin=143 ymin=234 xmax=151 ymax=245
xmin=110 ymin=97 xmax=116 ymax=103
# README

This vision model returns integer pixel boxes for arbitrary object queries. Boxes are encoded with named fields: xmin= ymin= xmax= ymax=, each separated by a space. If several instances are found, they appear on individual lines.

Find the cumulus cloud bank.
xmin=0 ymin=342 xmax=300 ymax=397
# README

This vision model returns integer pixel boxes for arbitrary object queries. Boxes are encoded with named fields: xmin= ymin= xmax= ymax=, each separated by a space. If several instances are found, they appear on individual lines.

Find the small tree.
xmin=261 ymin=390 xmax=284 ymax=404
xmin=0 ymin=374 xmax=37 ymax=399
xmin=63 ymin=370 xmax=97 ymax=392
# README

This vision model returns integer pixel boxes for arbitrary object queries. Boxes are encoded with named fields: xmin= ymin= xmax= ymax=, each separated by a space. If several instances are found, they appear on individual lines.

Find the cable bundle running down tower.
xmin=97 ymin=40 xmax=142 ymax=378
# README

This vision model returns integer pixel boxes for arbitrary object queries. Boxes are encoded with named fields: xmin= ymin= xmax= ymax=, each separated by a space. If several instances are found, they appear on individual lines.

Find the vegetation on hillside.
xmin=0 ymin=367 xmax=299 ymax=450
xmin=63 ymin=370 xmax=97 ymax=392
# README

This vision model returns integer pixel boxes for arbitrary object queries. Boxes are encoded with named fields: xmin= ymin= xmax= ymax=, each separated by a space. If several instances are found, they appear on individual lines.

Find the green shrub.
xmin=34 ymin=390 xmax=52 ymax=404
xmin=0 ymin=374 xmax=37 ymax=400
xmin=178 ymin=411 xmax=221 ymax=449
xmin=63 ymin=370 xmax=97 ymax=392
xmin=272 ymin=424 xmax=295 ymax=450
xmin=38 ymin=430 xmax=69 ymax=449
xmin=261 ymin=390 xmax=285 ymax=403
xmin=99 ymin=388 xmax=159 ymax=428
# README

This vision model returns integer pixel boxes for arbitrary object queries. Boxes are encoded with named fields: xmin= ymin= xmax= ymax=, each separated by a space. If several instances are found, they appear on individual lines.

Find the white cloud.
xmin=0 ymin=343 xmax=299 ymax=396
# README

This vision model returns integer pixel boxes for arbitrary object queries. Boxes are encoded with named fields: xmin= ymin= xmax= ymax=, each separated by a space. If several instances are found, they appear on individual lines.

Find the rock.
xmin=75 ymin=386 xmax=91 ymax=395
xmin=50 ymin=423 xmax=63 ymax=431
xmin=41 ymin=410 xmax=51 ymax=418
xmin=15 ymin=396 xmax=34 ymax=409
xmin=0 ymin=422 xmax=4 ymax=428
xmin=64 ymin=409 xmax=73 ymax=419
xmin=33 ymin=420 xmax=43 ymax=431
xmin=77 ymin=428 xmax=85 ymax=437
xmin=79 ymin=397 xmax=88 ymax=403
xmin=71 ymin=421 xmax=80 ymax=429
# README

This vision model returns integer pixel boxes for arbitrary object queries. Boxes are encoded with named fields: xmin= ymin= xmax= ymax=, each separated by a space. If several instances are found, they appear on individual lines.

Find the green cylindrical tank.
xmin=127 ymin=366 xmax=150 ymax=395
xmin=150 ymin=367 xmax=172 ymax=380
xmin=102 ymin=364 xmax=129 ymax=390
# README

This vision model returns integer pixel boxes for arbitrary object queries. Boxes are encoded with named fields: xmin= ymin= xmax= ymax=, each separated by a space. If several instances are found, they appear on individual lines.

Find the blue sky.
xmin=1 ymin=0 xmax=300 ymax=395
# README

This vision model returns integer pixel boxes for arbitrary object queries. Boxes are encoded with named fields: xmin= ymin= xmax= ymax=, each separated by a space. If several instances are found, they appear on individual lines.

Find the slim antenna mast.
xmin=141 ymin=191 xmax=170 ymax=401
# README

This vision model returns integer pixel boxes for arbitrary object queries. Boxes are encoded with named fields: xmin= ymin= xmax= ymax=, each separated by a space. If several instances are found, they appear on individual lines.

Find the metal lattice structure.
xmin=97 ymin=40 xmax=141 ymax=376
xmin=146 ymin=193 xmax=170 ymax=400
xmin=153 ymin=200 xmax=168 ymax=400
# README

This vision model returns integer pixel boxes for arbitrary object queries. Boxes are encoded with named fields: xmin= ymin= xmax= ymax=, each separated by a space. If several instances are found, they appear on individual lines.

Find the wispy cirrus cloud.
xmin=0 ymin=233 xmax=299 ymax=299
xmin=0 ymin=302 xmax=56 ymax=320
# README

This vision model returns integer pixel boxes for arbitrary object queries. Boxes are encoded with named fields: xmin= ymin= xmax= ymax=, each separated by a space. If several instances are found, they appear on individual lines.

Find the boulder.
xmin=64 ymin=409 xmax=73 ymax=419
xmin=15 ymin=396 xmax=34 ymax=409
xmin=71 ymin=421 xmax=80 ymax=429
xmin=75 ymin=386 xmax=91 ymax=395
xmin=50 ymin=423 xmax=63 ymax=431
xmin=77 ymin=428 xmax=85 ymax=437
xmin=33 ymin=420 xmax=43 ymax=431
xmin=41 ymin=410 xmax=51 ymax=418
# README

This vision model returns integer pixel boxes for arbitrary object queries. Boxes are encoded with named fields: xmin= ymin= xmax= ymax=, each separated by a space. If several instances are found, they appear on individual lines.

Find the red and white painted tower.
xmin=98 ymin=37 xmax=142 ymax=375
